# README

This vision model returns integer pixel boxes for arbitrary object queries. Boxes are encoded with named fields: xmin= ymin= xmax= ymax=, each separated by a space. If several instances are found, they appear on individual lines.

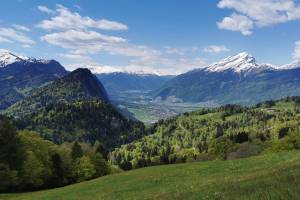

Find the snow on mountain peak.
xmin=0 ymin=50 xmax=24 ymax=67
xmin=276 ymin=59 xmax=300 ymax=70
xmin=88 ymin=66 xmax=161 ymax=76
xmin=0 ymin=50 xmax=51 ymax=68
xmin=205 ymin=52 xmax=274 ymax=73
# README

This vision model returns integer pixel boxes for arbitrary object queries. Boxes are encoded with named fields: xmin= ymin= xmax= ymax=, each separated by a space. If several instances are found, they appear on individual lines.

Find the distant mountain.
xmin=96 ymin=72 xmax=174 ymax=96
xmin=153 ymin=52 xmax=300 ymax=105
xmin=0 ymin=51 xmax=67 ymax=110
xmin=6 ymin=68 xmax=109 ymax=117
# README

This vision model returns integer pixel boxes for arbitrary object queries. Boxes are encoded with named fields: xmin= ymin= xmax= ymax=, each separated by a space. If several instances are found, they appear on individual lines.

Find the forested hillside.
xmin=15 ymin=100 xmax=145 ymax=147
xmin=111 ymin=97 xmax=300 ymax=169
xmin=5 ymin=68 xmax=108 ymax=118
xmin=0 ymin=116 xmax=119 ymax=192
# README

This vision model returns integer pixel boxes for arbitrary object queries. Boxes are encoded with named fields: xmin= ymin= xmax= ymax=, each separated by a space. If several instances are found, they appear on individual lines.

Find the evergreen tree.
xmin=93 ymin=140 xmax=107 ymax=159
xmin=91 ymin=153 xmax=109 ymax=177
xmin=71 ymin=141 xmax=83 ymax=160
xmin=50 ymin=153 xmax=64 ymax=187
xmin=0 ymin=119 xmax=24 ymax=170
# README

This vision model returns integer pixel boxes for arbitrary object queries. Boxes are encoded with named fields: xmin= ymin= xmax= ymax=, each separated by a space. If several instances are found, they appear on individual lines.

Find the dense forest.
xmin=14 ymin=100 xmax=146 ymax=148
xmin=2 ymin=96 xmax=300 ymax=192
xmin=0 ymin=116 xmax=118 ymax=192
xmin=110 ymin=97 xmax=300 ymax=170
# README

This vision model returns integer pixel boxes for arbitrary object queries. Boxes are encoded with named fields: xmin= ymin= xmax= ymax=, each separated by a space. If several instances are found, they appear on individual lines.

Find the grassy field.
xmin=1 ymin=151 xmax=300 ymax=200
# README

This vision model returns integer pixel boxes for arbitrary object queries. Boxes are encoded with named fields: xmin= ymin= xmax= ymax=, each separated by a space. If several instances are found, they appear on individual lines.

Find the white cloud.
xmin=0 ymin=27 xmax=35 ymax=44
xmin=22 ymin=44 xmax=32 ymax=48
xmin=129 ymin=56 xmax=207 ymax=75
xmin=203 ymin=45 xmax=230 ymax=53
xmin=217 ymin=13 xmax=253 ymax=36
xmin=38 ymin=5 xmax=55 ymax=15
xmin=12 ymin=24 xmax=30 ymax=32
xmin=217 ymin=0 xmax=300 ymax=35
xmin=293 ymin=41 xmax=300 ymax=59
xmin=164 ymin=46 xmax=187 ymax=55
xmin=39 ymin=5 xmax=206 ymax=75
xmin=0 ymin=36 xmax=12 ymax=43
xmin=41 ymin=30 xmax=126 ymax=49
xmin=38 ymin=5 xmax=127 ymax=31
xmin=40 ymin=29 xmax=164 ymax=60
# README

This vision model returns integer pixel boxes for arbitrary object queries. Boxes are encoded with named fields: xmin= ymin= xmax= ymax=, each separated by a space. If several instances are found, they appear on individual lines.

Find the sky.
xmin=0 ymin=0 xmax=300 ymax=75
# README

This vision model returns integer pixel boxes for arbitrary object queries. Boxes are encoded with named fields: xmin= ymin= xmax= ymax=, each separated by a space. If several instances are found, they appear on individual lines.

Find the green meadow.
xmin=2 ymin=151 xmax=300 ymax=200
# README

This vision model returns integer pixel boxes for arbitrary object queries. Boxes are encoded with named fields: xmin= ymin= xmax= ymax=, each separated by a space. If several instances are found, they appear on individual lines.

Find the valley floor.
xmin=1 ymin=151 xmax=300 ymax=200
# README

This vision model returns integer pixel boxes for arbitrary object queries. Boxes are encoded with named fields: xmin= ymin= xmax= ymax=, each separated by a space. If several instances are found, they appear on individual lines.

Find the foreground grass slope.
xmin=2 ymin=151 xmax=300 ymax=200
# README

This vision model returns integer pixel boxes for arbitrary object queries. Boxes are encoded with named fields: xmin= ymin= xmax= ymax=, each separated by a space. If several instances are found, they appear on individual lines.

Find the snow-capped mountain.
xmin=0 ymin=51 xmax=67 ymax=110
xmin=0 ymin=50 xmax=51 ymax=68
xmin=205 ymin=52 xmax=274 ymax=73
xmin=153 ymin=52 xmax=300 ymax=105
xmin=88 ymin=66 xmax=161 ymax=76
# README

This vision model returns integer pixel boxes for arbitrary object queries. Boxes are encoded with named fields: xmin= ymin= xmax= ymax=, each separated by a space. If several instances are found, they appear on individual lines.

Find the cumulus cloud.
xmin=41 ymin=30 xmax=126 ymax=49
xmin=293 ymin=41 xmax=300 ymax=59
xmin=40 ymin=29 xmax=162 ymax=59
xmin=0 ymin=27 xmax=35 ymax=44
xmin=38 ymin=5 xmax=56 ymax=15
xmin=217 ymin=0 xmax=300 ymax=35
xmin=38 ymin=5 xmax=127 ymax=31
xmin=217 ymin=13 xmax=253 ymax=35
xmin=38 ymin=5 xmax=206 ymax=75
xmin=203 ymin=45 xmax=230 ymax=53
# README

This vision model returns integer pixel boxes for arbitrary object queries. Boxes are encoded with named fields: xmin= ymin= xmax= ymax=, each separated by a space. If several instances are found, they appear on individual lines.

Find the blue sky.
xmin=0 ymin=0 xmax=300 ymax=74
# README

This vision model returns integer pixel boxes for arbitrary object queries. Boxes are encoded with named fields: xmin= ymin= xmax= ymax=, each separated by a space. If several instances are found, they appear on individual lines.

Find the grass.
xmin=1 ymin=151 xmax=300 ymax=200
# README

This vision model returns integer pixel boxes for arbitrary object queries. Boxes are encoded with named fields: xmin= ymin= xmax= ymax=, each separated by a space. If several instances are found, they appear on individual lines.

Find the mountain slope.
xmin=96 ymin=72 xmax=174 ymax=96
xmin=0 ymin=51 xmax=67 ymax=110
xmin=111 ymin=97 xmax=300 ymax=168
xmin=5 ymin=68 xmax=145 ymax=147
xmin=15 ymin=100 xmax=145 ymax=146
xmin=153 ymin=52 xmax=300 ymax=105
xmin=1 ymin=151 xmax=300 ymax=200
xmin=6 ymin=68 xmax=108 ymax=117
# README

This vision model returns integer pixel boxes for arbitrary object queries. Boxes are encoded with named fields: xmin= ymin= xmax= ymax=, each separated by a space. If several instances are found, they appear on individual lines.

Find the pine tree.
xmin=71 ymin=141 xmax=83 ymax=160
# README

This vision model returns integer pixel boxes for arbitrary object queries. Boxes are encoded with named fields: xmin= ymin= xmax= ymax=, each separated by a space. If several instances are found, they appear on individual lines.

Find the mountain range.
xmin=0 ymin=50 xmax=67 ymax=110
xmin=153 ymin=52 xmax=300 ymax=105
xmin=96 ymin=72 xmax=173 ymax=97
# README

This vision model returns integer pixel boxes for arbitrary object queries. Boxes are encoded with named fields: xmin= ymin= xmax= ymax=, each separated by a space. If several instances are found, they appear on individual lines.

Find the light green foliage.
xmin=0 ymin=118 xmax=118 ymax=192
xmin=21 ymin=151 xmax=45 ymax=189
xmin=72 ymin=156 xmax=96 ymax=182
xmin=111 ymin=97 xmax=300 ymax=169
